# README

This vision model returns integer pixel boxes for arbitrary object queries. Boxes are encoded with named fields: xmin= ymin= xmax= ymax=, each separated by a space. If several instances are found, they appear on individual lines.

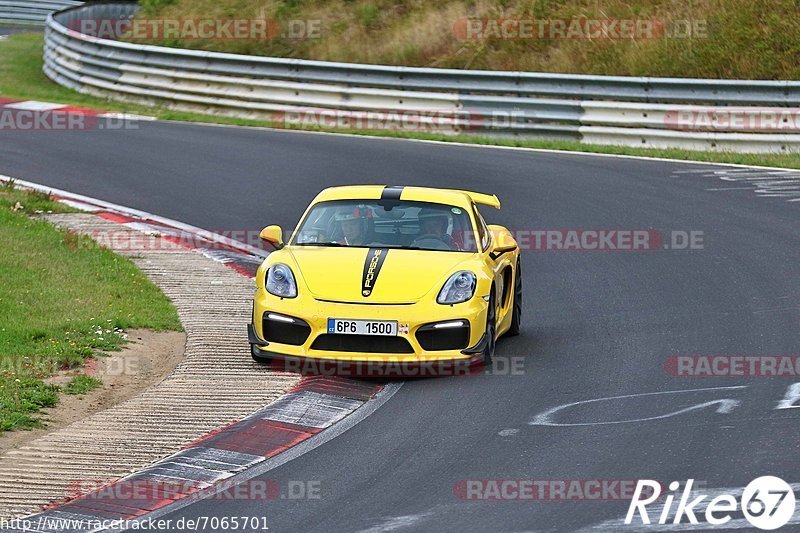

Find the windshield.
xmin=291 ymin=199 xmax=478 ymax=252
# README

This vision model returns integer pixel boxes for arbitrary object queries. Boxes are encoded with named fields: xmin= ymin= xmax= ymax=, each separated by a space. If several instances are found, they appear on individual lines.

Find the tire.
xmin=482 ymin=289 xmax=497 ymax=365
xmin=507 ymin=259 xmax=522 ymax=337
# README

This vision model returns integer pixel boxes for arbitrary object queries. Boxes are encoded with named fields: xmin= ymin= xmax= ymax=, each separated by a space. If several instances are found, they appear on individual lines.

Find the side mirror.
xmin=260 ymin=225 xmax=284 ymax=249
xmin=487 ymin=225 xmax=517 ymax=259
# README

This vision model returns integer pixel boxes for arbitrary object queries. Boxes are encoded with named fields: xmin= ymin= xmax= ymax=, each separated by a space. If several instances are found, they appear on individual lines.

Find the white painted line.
xmin=674 ymin=169 xmax=755 ymax=174
xmin=719 ymin=174 xmax=797 ymax=180
xmin=529 ymin=386 xmax=747 ymax=427
xmin=57 ymin=198 xmax=103 ymax=211
xmin=5 ymin=100 xmax=69 ymax=111
xmin=199 ymin=249 xmax=263 ymax=266
xmin=160 ymin=118 xmax=800 ymax=173
xmin=356 ymin=512 xmax=435 ymax=533
xmin=171 ymin=447 xmax=264 ymax=470
xmin=97 ymin=112 xmax=157 ymax=121
xmin=673 ymin=167 xmax=800 ymax=202
xmin=776 ymin=383 xmax=800 ymax=410
xmin=259 ymin=390 xmax=363 ymax=429
xmin=0 ymin=175 xmax=268 ymax=258
xmin=713 ymin=168 xmax=788 ymax=174
xmin=124 ymin=221 xmax=167 ymax=235
xmin=704 ymin=187 xmax=758 ymax=191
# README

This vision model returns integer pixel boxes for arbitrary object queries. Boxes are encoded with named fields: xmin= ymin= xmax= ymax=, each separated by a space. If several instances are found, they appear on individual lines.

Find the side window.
xmin=472 ymin=205 xmax=491 ymax=252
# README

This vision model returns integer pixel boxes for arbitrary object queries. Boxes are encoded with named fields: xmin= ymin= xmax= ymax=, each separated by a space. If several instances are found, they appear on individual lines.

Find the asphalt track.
xmin=1 ymin=120 xmax=799 ymax=532
xmin=0 ymin=25 xmax=40 ymax=36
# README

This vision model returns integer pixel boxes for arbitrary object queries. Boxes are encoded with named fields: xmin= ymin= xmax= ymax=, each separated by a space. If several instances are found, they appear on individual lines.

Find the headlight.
xmin=266 ymin=263 xmax=297 ymax=298
xmin=437 ymin=271 xmax=476 ymax=304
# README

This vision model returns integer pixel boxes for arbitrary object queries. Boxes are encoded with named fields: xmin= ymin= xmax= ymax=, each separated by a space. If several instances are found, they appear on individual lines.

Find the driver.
xmin=334 ymin=205 xmax=370 ymax=245
xmin=414 ymin=208 xmax=452 ymax=249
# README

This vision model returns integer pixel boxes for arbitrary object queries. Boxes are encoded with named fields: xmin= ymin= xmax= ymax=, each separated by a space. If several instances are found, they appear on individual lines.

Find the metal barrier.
xmin=20 ymin=1 xmax=800 ymax=151
xmin=0 ymin=0 xmax=80 ymax=25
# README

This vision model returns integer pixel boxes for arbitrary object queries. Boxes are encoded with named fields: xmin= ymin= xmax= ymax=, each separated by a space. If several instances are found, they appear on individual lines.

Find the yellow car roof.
xmin=313 ymin=185 xmax=500 ymax=209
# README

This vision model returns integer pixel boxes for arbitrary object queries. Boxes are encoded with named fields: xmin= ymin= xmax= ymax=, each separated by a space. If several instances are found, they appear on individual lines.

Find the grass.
xmin=0 ymin=34 xmax=144 ymax=111
xmin=0 ymin=378 xmax=58 ymax=432
xmin=0 ymin=32 xmax=269 ymax=125
xmin=0 ymin=184 xmax=182 ymax=431
xmin=63 ymin=374 xmax=103 ymax=395
xmin=132 ymin=0 xmax=800 ymax=79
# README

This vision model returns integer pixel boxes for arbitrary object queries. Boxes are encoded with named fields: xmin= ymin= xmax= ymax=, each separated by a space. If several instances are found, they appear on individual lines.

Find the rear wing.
xmin=462 ymin=190 xmax=501 ymax=209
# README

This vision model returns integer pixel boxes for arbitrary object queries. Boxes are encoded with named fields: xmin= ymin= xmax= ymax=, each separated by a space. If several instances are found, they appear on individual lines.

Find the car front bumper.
xmin=249 ymin=287 xmax=489 ymax=365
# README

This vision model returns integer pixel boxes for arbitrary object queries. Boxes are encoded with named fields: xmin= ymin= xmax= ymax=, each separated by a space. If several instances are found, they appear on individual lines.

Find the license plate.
xmin=328 ymin=318 xmax=398 ymax=336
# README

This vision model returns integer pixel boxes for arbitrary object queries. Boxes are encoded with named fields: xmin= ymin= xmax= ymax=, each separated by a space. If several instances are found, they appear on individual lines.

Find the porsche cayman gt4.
xmin=247 ymin=185 xmax=521 ymax=368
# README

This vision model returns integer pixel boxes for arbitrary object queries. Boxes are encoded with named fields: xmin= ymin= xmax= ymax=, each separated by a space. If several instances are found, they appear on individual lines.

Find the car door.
xmin=473 ymin=204 xmax=512 ymax=318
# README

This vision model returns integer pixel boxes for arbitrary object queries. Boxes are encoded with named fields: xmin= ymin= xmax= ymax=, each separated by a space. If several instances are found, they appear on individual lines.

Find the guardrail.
xmin=0 ymin=0 xmax=79 ymax=26
xmin=28 ymin=1 xmax=800 ymax=151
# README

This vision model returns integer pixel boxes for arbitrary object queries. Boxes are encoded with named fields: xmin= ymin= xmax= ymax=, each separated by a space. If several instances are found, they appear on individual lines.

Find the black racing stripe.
xmin=361 ymin=248 xmax=388 ymax=297
xmin=381 ymin=185 xmax=404 ymax=200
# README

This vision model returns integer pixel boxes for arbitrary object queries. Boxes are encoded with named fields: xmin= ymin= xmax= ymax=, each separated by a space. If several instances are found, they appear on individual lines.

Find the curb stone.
xmin=0 ymin=213 xmax=300 ymax=519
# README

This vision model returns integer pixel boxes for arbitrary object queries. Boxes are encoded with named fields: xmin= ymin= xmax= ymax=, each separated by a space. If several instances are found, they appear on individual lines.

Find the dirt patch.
xmin=0 ymin=329 xmax=186 ymax=454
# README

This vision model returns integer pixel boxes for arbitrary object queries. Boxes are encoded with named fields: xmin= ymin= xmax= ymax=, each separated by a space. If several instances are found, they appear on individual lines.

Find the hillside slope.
xmin=134 ymin=0 xmax=800 ymax=79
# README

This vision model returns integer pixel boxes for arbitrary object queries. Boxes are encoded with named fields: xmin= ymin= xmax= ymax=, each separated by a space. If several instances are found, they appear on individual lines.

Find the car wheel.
xmin=507 ymin=260 xmax=522 ymax=337
xmin=483 ymin=289 xmax=497 ymax=365
xmin=251 ymin=345 xmax=272 ymax=364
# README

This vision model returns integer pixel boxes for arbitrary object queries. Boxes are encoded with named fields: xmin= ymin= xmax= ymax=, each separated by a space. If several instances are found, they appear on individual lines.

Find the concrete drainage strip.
xmin=0 ymin=180 xmax=385 ymax=530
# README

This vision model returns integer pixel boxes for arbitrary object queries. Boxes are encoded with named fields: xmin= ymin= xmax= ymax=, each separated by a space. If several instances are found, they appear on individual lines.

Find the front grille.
xmin=416 ymin=322 xmax=470 ymax=351
xmin=262 ymin=314 xmax=311 ymax=346
xmin=311 ymin=334 xmax=414 ymax=354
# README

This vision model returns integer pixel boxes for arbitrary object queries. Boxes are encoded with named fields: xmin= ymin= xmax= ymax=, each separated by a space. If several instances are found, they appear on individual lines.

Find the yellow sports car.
xmin=247 ymin=185 xmax=521 ymax=371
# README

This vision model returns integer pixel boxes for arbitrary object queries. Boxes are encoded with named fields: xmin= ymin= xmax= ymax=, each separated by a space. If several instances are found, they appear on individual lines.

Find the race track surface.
xmin=0 ymin=25 xmax=41 ymax=36
xmin=1 ymin=121 xmax=798 ymax=532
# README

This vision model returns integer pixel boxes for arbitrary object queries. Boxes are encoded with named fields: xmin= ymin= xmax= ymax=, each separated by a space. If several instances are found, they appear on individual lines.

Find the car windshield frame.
xmin=289 ymin=199 xmax=479 ymax=253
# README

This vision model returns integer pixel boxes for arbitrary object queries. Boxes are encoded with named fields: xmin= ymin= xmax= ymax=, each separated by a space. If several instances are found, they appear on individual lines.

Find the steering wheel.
xmin=411 ymin=235 xmax=451 ymax=250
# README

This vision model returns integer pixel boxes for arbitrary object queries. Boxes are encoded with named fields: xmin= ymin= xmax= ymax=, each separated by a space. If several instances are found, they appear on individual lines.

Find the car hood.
xmin=288 ymin=246 xmax=471 ymax=303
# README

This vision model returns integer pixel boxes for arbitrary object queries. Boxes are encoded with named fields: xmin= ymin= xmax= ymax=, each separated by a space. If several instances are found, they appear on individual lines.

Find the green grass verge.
xmin=3 ymin=31 xmax=800 ymax=171
xmin=0 ymin=184 xmax=182 ymax=432
xmin=63 ymin=374 xmax=103 ymax=395
xmin=0 ymin=32 xmax=233 ymax=122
